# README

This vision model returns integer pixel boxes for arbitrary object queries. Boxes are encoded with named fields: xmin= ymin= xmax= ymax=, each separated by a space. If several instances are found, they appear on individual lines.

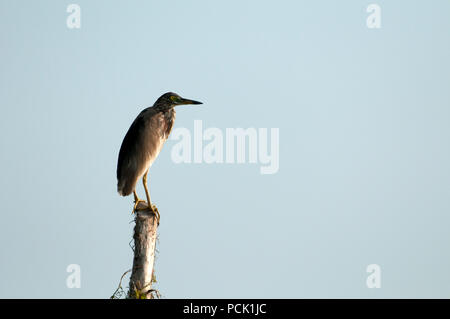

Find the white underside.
xmin=137 ymin=136 xmax=166 ymax=180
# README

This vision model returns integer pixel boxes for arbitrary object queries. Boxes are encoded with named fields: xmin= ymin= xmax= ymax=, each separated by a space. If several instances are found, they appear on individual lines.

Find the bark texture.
xmin=128 ymin=203 xmax=158 ymax=299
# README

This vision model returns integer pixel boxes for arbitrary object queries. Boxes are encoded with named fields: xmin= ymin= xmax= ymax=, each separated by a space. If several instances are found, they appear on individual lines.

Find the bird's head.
xmin=154 ymin=92 xmax=202 ymax=111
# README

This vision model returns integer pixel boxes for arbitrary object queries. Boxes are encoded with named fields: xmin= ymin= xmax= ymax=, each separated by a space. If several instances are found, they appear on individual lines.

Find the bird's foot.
xmin=132 ymin=199 xmax=148 ymax=215
xmin=149 ymin=204 xmax=160 ymax=226
xmin=132 ymin=200 xmax=160 ymax=225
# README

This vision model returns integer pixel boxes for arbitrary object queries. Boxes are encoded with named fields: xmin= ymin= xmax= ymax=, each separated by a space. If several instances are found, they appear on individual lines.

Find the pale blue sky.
xmin=0 ymin=0 xmax=449 ymax=298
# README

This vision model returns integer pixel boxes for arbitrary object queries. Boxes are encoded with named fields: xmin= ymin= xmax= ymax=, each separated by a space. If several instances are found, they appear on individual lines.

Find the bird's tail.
xmin=117 ymin=179 xmax=134 ymax=196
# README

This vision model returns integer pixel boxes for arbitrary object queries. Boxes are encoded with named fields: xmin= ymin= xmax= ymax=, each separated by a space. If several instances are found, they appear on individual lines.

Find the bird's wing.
xmin=116 ymin=107 xmax=156 ymax=195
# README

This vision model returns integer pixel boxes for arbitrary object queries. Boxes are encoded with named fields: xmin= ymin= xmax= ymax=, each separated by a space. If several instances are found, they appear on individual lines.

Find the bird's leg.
xmin=131 ymin=190 xmax=147 ymax=214
xmin=143 ymin=170 xmax=160 ymax=225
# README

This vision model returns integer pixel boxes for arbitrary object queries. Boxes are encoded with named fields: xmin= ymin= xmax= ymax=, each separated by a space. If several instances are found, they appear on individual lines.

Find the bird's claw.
xmin=132 ymin=201 xmax=160 ymax=226
xmin=131 ymin=199 xmax=147 ymax=215
xmin=149 ymin=204 xmax=160 ymax=226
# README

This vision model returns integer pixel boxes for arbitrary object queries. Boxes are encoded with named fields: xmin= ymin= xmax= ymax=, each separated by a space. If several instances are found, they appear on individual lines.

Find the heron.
xmin=116 ymin=92 xmax=202 ymax=222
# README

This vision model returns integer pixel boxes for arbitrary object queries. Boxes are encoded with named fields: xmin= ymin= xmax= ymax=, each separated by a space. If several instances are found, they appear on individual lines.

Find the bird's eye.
xmin=170 ymin=95 xmax=179 ymax=103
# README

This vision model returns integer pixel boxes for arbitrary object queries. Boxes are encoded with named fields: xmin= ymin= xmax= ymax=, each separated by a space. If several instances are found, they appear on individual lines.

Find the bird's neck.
xmin=161 ymin=108 xmax=176 ymax=138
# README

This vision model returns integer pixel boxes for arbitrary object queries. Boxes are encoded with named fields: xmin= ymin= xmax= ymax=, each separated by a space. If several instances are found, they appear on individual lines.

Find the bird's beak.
xmin=178 ymin=97 xmax=203 ymax=105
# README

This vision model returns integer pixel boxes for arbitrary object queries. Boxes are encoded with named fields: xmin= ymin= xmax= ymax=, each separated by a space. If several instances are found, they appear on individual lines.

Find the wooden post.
xmin=127 ymin=202 xmax=158 ymax=299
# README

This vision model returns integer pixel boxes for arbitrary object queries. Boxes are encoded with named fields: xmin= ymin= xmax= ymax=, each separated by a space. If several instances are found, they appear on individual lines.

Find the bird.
xmin=117 ymin=92 xmax=202 ymax=222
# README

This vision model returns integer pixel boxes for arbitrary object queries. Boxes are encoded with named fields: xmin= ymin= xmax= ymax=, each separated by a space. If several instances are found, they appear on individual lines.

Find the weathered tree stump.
xmin=128 ymin=202 xmax=158 ymax=299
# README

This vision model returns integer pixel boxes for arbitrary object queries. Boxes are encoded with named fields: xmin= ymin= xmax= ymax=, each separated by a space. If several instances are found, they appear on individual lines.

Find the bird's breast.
xmin=140 ymin=110 xmax=175 ymax=170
